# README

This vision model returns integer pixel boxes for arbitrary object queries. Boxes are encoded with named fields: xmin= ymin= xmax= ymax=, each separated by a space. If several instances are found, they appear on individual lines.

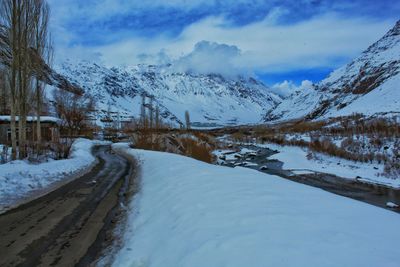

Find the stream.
xmin=216 ymin=144 xmax=400 ymax=214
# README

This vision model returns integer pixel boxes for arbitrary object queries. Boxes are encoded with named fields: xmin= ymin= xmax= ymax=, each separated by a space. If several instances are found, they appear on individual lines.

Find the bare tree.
xmin=53 ymin=89 xmax=95 ymax=136
xmin=155 ymin=105 xmax=160 ymax=130
xmin=149 ymin=96 xmax=154 ymax=129
xmin=32 ymin=0 xmax=52 ymax=150
xmin=185 ymin=110 xmax=191 ymax=131
xmin=140 ymin=93 xmax=146 ymax=129
xmin=0 ymin=0 xmax=22 ymax=159
xmin=0 ymin=0 xmax=53 ymax=159
xmin=17 ymin=0 xmax=39 ymax=158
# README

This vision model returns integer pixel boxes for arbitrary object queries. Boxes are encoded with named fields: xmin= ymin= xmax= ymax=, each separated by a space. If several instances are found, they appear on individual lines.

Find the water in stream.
xmin=217 ymin=144 xmax=400 ymax=214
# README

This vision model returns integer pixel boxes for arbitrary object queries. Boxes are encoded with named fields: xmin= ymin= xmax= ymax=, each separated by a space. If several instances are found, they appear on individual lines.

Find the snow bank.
xmin=0 ymin=139 xmax=107 ymax=213
xmin=112 ymin=144 xmax=400 ymax=267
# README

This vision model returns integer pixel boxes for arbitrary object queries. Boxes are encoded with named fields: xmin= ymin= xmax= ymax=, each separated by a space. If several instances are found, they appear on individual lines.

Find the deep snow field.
xmin=112 ymin=143 xmax=400 ymax=267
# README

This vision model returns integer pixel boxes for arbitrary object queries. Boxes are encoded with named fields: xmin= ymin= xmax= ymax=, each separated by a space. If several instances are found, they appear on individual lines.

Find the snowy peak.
xmin=386 ymin=20 xmax=400 ymax=36
xmin=266 ymin=20 xmax=400 ymax=122
xmin=57 ymin=61 xmax=282 ymax=127
xmin=320 ymin=20 xmax=400 ymax=94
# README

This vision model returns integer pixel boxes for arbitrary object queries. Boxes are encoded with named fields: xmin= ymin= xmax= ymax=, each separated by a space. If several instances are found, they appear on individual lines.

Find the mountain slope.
xmin=57 ymin=62 xmax=282 ymax=127
xmin=266 ymin=20 xmax=400 ymax=122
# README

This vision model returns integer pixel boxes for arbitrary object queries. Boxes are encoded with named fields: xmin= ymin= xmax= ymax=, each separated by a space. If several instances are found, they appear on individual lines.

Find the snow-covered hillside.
xmin=57 ymin=62 xmax=281 ymax=127
xmin=266 ymin=20 xmax=400 ymax=122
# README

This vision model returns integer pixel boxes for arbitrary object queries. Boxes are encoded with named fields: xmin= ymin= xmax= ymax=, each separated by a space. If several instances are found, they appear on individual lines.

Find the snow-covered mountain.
xmin=266 ymin=20 xmax=400 ymax=122
xmin=56 ymin=61 xmax=281 ymax=127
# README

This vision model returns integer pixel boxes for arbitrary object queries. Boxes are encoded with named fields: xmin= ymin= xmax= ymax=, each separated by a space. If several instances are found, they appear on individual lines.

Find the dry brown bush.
xmin=192 ymin=131 xmax=217 ymax=147
xmin=52 ymin=140 xmax=73 ymax=160
xmin=231 ymin=131 xmax=247 ymax=143
xmin=180 ymin=138 xmax=214 ymax=163
xmin=384 ymin=146 xmax=400 ymax=177
xmin=289 ymin=121 xmax=326 ymax=133
xmin=132 ymin=130 xmax=214 ymax=163
xmin=260 ymin=135 xmax=285 ymax=145
xmin=384 ymin=160 xmax=400 ymax=178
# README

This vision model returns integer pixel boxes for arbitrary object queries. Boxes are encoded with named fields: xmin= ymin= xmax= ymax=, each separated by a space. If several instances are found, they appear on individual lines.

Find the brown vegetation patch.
xmin=132 ymin=130 xmax=215 ymax=163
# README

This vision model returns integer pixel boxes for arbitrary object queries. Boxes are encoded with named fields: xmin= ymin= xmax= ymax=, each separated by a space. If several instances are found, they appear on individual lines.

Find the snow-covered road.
xmin=0 ymin=139 xmax=107 ymax=213
xmin=0 ymin=145 xmax=135 ymax=266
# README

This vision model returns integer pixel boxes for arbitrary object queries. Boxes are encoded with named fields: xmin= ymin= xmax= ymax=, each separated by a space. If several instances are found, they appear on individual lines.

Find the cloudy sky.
xmin=48 ymin=0 xmax=399 ymax=86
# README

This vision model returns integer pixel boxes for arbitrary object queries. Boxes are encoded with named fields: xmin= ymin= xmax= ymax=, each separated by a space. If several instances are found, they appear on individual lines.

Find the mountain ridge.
xmin=56 ymin=61 xmax=282 ymax=127
xmin=266 ymin=20 xmax=400 ymax=122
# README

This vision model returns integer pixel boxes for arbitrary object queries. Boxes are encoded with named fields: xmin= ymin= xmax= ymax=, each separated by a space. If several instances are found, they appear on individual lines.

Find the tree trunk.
xmin=36 ymin=79 xmax=41 ymax=152
xmin=17 ymin=66 xmax=25 ymax=159
xmin=10 ymin=99 xmax=17 ymax=160
xmin=9 ymin=0 xmax=18 ymax=160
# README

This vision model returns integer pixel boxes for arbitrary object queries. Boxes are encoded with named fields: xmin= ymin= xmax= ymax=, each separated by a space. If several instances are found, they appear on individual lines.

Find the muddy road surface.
xmin=0 ymin=145 xmax=135 ymax=267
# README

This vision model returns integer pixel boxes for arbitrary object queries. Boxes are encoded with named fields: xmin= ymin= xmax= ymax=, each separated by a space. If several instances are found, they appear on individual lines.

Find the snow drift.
xmin=112 ymin=144 xmax=400 ymax=267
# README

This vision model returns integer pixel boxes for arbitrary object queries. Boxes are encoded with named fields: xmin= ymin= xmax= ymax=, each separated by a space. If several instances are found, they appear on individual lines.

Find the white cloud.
xmin=50 ymin=5 xmax=395 ymax=77
xmin=137 ymin=50 xmax=171 ymax=65
xmin=56 ymin=45 xmax=104 ymax=63
xmin=271 ymin=80 xmax=313 ymax=97
xmin=171 ymin=41 xmax=246 ymax=77
xmin=176 ymin=13 xmax=394 ymax=72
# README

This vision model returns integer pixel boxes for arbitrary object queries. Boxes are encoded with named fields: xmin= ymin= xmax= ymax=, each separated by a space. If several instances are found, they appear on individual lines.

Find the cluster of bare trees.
xmin=0 ymin=0 xmax=52 ymax=159
xmin=140 ymin=94 xmax=161 ymax=130
xmin=53 ymin=89 xmax=95 ymax=137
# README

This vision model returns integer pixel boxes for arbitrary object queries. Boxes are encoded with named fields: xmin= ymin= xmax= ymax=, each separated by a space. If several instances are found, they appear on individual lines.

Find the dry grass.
xmin=132 ymin=130 xmax=215 ymax=163
xmin=179 ymin=137 xmax=214 ymax=163
xmin=222 ymin=114 xmax=399 ymax=167
xmin=250 ymin=115 xmax=400 ymax=138
xmin=384 ymin=160 xmax=400 ymax=178
xmin=383 ymin=147 xmax=400 ymax=178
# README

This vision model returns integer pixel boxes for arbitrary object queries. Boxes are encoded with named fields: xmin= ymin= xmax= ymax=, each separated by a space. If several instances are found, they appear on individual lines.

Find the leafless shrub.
xmin=287 ymin=139 xmax=308 ymax=147
xmin=180 ymin=137 xmax=214 ymax=163
xmin=0 ymin=144 xmax=9 ymax=163
xmin=383 ymin=144 xmax=400 ymax=178
xmin=260 ymin=135 xmax=285 ymax=145
xmin=54 ymin=141 xmax=72 ymax=160
xmin=383 ymin=160 xmax=400 ymax=178
xmin=132 ymin=130 xmax=215 ymax=163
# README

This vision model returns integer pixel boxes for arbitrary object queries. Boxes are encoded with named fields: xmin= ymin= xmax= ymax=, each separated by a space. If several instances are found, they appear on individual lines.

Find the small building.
xmin=0 ymin=115 xmax=60 ymax=145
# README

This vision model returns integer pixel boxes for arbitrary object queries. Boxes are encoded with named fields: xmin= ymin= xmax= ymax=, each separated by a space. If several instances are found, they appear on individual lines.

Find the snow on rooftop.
xmin=0 ymin=115 xmax=60 ymax=123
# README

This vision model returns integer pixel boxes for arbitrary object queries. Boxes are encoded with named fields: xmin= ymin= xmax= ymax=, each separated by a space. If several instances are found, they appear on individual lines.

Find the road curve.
xmin=0 ymin=145 xmax=135 ymax=267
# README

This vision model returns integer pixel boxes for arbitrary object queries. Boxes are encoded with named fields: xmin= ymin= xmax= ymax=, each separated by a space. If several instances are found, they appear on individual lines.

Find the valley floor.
xmin=111 ymin=144 xmax=400 ymax=267
xmin=261 ymin=143 xmax=400 ymax=189
xmin=214 ymin=139 xmax=400 ymax=189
